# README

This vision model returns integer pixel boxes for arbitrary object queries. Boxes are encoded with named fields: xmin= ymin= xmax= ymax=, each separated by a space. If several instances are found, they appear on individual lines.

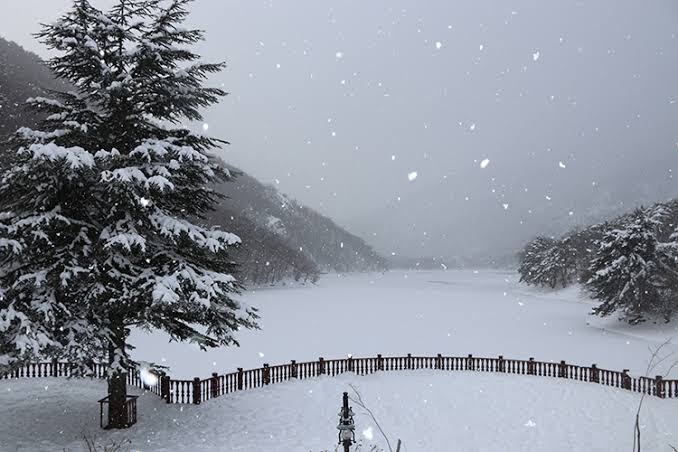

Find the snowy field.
xmin=131 ymin=269 xmax=678 ymax=378
xmin=1 ymin=371 xmax=676 ymax=452
xmin=2 ymin=269 xmax=678 ymax=452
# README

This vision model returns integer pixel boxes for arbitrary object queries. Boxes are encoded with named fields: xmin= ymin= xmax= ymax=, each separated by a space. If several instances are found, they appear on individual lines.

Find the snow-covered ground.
xmin=131 ymin=270 xmax=678 ymax=378
xmin=2 ymin=371 xmax=677 ymax=452
xmin=3 ymin=269 xmax=678 ymax=451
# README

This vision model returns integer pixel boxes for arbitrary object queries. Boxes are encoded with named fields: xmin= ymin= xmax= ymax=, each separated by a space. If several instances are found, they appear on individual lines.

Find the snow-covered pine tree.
xmin=518 ymin=236 xmax=576 ymax=289
xmin=0 ymin=0 xmax=258 ymax=428
xmin=586 ymin=208 xmax=676 ymax=324
xmin=657 ymin=221 xmax=678 ymax=316
xmin=518 ymin=236 xmax=554 ymax=285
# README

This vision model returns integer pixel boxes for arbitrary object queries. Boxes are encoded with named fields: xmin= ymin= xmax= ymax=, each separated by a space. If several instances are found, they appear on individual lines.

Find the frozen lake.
xmin=131 ymin=269 xmax=678 ymax=379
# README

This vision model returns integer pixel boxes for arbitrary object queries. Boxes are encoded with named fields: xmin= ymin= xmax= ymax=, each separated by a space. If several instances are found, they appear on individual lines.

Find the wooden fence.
xmin=3 ymin=354 xmax=677 ymax=404
xmin=0 ymin=361 xmax=162 ymax=398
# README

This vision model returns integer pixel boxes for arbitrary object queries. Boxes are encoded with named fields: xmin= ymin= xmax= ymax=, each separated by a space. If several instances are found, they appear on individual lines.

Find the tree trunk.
xmin=107 ymin=323 xmax=128 ymax=429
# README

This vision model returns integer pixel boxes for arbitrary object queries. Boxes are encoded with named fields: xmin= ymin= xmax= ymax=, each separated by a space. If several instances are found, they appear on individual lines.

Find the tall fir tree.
xmin=0 ymin=0 xmax=258 ymax=428
xmin=586 ymin=208 xmax=676 ymax=324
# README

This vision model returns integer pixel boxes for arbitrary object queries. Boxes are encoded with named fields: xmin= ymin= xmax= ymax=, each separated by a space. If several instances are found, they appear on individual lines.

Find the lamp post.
xmin=337 ymin=392 xmax=356 ymax=452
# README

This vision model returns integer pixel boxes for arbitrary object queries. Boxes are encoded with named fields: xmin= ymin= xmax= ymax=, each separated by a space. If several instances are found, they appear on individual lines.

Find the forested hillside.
xmin=210 ymin=167 xmax=387 ymax=284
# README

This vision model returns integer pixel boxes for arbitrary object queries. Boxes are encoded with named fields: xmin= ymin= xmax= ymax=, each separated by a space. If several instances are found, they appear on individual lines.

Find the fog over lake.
xmin=3 ymin=0 xmax=677 ymax=261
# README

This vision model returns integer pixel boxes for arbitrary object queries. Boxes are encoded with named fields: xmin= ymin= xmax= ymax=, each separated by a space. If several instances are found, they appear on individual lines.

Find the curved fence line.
xmin=3 ymin=354 xmax=677 ymax=404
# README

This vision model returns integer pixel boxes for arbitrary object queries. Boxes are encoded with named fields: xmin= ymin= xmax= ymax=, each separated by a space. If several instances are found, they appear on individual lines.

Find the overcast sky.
xmin=2 ymin=0 xmax=678 ymax=261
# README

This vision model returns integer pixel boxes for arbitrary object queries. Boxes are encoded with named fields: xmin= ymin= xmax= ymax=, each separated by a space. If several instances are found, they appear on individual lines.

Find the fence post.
xmin=347 ymin=356 xmax=354 ymax=373
xmin=498 ymin=355 xmax=505 ymax=373
xmin=467 ymin=354 xmax=474 ymax=371
xmin=192 ymin=377 xmax=201 ymax=405
xmin=318 ymin=357 xmax=325 ymax=375
xmin=559 ymin=360 xmax=567 ymax=378
xmin=591 ymin=364 xmax=599 ymax=383
xmin=211 ymin=372 xmax=219 ymax=398
xmin=527 ymin=358 xmax=535 ymax=375
xmin=435 ymin=354 xmax=442 ymax=370
xmin=237 ymin=368 xmax=244 ymax=390
xmin=407 ymin=353 xmax=412 ymax=370
xmin=621 ymin=370 xmax=631 ymax=390
xmin=263 ymin=364 xmax=270 ymax=385
xmin=377 ymin=354 xmax=384 ymax=371
xmin=291 ymin=360 xmax=297 ymax=378
xmin=656 ymin=375 xmax=665 ymax=399
xmin=161 ymin=375 xmax=171 ymax=403
xmin=51 ymin=358 xmax=58 ymax=377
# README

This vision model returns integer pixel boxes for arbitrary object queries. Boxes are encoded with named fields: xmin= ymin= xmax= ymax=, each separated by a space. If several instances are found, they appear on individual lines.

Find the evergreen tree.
xmin=586 ymin=208 xmax=676 ymax=324
xmin=0 ymin=0 xmax=258 ymax=428
xmin=518 ymin=236 xmax=576 ymax=289
xmin=567 ymin=222 xmax=611 ymax=284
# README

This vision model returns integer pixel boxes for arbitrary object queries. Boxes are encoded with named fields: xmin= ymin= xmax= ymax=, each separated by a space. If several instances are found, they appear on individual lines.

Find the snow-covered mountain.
xmin=208 ymin=166 xmax=387 ymax=282
xmin=0 ymin=36 xmax=386 ymax=285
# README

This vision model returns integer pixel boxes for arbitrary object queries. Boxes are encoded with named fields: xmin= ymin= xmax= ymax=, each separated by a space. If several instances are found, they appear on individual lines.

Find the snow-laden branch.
xmin=17 ymin=142 xmax=94 ymax=170
xmin=150 ymin=211 xmax=240 ymax=251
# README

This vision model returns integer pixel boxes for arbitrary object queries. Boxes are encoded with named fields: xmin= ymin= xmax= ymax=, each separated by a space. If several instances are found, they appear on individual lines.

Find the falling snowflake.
xmin=480 ymin=159 xmax=490 ymax=169
xmin=559 ymin=161 xmax=566 ymax=168
xmin=469 ymin=123 xmax=476 ymax=131
xmin=140 ymin=368 xmax=158 ymax=386
xmin=335 ymin=51 xmax=344 ymax=59
xmin=533 ymin=51 xmax=540 ymax=61
xmin=258 ymin=352 xmax=265 ymax=358
xmin=525 ymin=419 xmax=537 ymax=428
xmin=408 ymin=171 xmax=418 ymax=181
xmin=202 ymin=123 xmax=209 ymax=131
xmin=362 ymin=427 xmax=374 ymax=440
xmin=435 ymin=41 xmax=442 ymax=49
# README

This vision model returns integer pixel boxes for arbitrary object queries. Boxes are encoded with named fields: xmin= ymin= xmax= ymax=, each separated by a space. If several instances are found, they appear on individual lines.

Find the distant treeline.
xmin=518 ymin=199 xmax=678 ymax=324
